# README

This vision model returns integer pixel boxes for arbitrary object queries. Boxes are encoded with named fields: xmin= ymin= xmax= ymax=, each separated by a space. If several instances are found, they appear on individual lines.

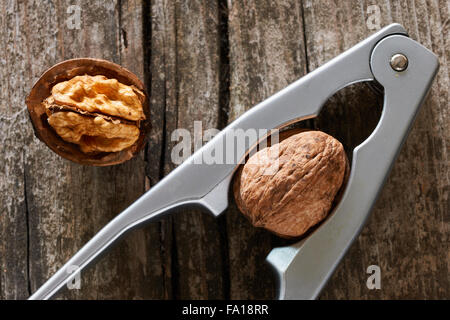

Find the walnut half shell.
xmin=233 ymin=130 xmax=348 ymax=238
xmin=26 ymin=58 xmax=150 ymax=166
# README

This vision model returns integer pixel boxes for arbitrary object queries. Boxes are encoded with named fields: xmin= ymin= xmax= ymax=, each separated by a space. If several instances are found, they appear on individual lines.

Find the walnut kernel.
xmin=44 ymin=75 xmax=145 ymax=154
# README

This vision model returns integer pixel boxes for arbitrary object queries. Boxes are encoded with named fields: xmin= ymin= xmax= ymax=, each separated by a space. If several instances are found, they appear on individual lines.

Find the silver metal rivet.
xmin=390 ymin=53 xmax=408 ymax=72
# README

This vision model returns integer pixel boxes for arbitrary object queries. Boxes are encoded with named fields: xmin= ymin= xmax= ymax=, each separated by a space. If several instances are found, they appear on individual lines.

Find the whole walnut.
xmin=233 ymin=130 xmax=348 ymax=238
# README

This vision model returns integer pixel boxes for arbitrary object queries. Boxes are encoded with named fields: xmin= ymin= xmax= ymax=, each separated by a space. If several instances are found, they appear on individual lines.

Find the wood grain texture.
xmin=0 ymin=0 xmax=448 ymax=300
xmin=0 ymin=0 xmax=30 ymax=299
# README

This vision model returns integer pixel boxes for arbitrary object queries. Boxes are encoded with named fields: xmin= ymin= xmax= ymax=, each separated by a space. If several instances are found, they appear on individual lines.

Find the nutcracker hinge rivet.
xmin=390 ymin=53 xmax=408 ymax=72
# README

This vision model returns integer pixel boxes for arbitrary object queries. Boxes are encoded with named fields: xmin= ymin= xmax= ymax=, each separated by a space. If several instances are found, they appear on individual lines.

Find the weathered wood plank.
xmin=301 ymin=0 xmax=449 ymax=299
xmin=149 ymin=0 xmax=226 ymax=299
xmin=0 ymin=0 xmax=30 ymax=300
xmin=226 ymin=0 xmax=308 ymax=299
xmin=0 ymin=0 xmax=166 ymax=299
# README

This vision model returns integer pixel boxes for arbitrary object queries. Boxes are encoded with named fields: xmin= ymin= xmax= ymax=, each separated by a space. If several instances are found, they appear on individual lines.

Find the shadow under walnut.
xmin=233 ymin=130 xmax=348 ymax=239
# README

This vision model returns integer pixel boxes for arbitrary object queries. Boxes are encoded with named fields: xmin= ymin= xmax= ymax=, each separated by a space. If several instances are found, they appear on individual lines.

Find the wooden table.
xmin=0 ymin=0 xmax=448 ymax=299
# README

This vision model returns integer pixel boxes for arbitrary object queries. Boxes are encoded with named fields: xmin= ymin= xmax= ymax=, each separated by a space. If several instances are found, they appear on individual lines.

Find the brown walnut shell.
xmin=26 ymin=58 xmax=150 ymax=166
xmin=233 ymin=130 xmax=348 ymax=238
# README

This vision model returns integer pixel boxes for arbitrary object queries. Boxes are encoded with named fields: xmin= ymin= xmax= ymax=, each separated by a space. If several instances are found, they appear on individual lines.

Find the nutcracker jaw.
xmin=29 ymin=23 xmax=439 ymax=300
xmin=268 ymin=30 xmax=439 ymax=300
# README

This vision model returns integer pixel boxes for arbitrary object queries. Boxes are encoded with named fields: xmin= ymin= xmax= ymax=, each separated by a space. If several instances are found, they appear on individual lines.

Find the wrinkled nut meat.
xmin=44 ymin=75 xmax=145 ymax=154
xmin=233 ymin=130 xmax=348 ymax=238
xmin=26 ymin=58 xmax=149 ymax=166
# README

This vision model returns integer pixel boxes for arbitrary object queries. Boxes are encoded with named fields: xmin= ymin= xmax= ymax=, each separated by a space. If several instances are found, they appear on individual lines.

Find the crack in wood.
xmin=217 ymin=0 xmax=231 ymax=300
